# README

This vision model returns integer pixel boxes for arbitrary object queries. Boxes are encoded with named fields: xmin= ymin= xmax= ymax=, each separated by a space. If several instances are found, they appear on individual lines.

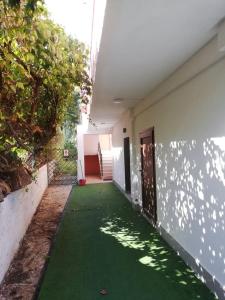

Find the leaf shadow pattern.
xmin=100 ymin=213 xmax=215 ymax=299
xmin=156 ymin=137 xmax=225 ymax=287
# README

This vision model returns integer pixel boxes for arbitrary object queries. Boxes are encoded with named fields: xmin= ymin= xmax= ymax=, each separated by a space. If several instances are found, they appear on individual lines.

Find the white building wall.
xmin=77 ymin=125 xmax=85 ymax=180
xmin=99 ymin=134 xmax=112 ymax=151
xmin=0 ymin=165 xmax=48 ymax=283
xmin=129 ymin=37 xmax=225 ymax=289
xmin=134 ymin=57 xmax=225 ymax=281
xmin=112 ymin=110 xmax=132 ymax=192
xmin=84 ymin=134 xmax=99 ymax=155
xmin=90 ymin=0 xmax=107 ymax=80
xmin=77 ymin=112 xmax=89 ymax=180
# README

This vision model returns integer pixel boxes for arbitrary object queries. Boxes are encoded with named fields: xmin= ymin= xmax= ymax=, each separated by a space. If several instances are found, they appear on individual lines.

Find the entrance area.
xmin=140 ymin=127 xmax=157 ymax=224
xmin=84 ymin=155 xmax=101 ymax=178
xmin=83 ymin=134 xmax=113 ymax=181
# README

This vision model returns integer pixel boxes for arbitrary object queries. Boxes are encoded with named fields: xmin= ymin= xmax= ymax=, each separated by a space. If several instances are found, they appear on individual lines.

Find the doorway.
xmin=140 ymin=127 xmax=157 ymax=224
xmin=124 ymin=137 xmax=131 ymax=193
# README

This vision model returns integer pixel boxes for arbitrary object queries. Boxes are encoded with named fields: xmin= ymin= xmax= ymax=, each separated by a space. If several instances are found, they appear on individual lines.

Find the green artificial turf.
xmin=38 ymin=183 xmax=216 ymax=300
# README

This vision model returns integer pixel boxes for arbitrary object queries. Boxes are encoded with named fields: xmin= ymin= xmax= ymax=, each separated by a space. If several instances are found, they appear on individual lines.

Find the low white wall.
xmin=0 ymin=164 xmax=48 ymax=283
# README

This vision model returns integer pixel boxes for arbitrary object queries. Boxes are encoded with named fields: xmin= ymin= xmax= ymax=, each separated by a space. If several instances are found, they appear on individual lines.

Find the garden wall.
xmin=0 ymin=164 xmax=48 ymax=283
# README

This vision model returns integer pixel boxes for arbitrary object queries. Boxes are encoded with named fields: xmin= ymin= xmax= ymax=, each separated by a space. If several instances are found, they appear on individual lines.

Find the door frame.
xmin=123 ymin=137 xmax=131 ymax=193
xmin=139 ymin=127 xmax=157 ymax=224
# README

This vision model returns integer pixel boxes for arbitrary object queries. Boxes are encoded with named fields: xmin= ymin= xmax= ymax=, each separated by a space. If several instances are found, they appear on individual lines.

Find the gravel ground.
xmin=0 ymin=185 xmax=72 ymax=300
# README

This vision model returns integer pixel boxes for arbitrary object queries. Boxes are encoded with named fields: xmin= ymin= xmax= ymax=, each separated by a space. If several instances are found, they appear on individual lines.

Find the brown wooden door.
xmin=140 ymin=128 xmax=157 ymax=224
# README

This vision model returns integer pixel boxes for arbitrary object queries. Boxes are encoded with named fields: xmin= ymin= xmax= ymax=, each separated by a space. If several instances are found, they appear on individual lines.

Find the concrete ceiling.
xmin=90 ymin=0 xmax=225 ymax=131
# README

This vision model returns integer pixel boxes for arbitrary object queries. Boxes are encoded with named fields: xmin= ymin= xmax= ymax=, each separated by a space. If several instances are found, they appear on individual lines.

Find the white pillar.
xmin=77 ymin=124 xmax=85 ymax=180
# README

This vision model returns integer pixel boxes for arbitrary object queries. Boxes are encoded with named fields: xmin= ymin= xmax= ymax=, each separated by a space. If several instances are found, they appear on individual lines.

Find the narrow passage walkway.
xmin=38 ymin=183 xmax=215 ymax=300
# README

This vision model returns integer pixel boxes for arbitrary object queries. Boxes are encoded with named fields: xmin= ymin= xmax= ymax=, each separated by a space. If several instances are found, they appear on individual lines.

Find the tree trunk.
xmin=6 ymin=166 xmax=32 ymax=192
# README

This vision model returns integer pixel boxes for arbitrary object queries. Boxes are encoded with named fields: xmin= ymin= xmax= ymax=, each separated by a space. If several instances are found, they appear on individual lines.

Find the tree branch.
xmin=6 ymin=121 xmax=31 ymax=152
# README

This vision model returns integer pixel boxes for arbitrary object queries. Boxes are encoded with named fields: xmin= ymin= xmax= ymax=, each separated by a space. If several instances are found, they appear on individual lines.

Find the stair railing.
xmin=98 ymin=142 xmax=103 ymax=178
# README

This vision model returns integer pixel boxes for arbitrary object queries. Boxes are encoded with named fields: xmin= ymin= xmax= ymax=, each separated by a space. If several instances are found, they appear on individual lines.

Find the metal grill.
xmin=47 ymin=149 xmax=78 ymax=185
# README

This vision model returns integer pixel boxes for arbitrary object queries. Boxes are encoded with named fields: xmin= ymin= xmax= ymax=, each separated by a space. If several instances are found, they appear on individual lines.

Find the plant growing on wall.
xmin=0 ymin=0 xmax=91 ymax=195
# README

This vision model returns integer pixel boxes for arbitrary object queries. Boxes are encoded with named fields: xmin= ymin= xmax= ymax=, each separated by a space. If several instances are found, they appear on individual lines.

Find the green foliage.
xmin=0 ymin=0 xmax=91 ymax=183
xmin=62 ymin=91 xmax=80 ymax=149
xmin=64 ymin=91 xmax=81 ymax=128
xmin=64 ymin=141 xmax=77 ymax=151
xmin=55 ymin=159 xmax=77 ymax=176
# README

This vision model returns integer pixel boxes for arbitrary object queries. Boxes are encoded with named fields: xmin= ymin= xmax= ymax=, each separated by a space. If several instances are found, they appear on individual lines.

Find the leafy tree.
xmin=0 ymin=0 xmax=91 ymax=193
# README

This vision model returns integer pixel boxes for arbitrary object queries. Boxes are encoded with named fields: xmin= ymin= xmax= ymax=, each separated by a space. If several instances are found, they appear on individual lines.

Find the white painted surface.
xmin=77 ymin=126 xmax=85 ymax=180
xmin=90 ymin=0 xmax=107 ymax=80
xmin=84 ymin=134 xmax=99 ymax=155
xmin=77 ymin=112 xmax=89 ymax=180
xmin=91 ymin=0 xmax=225 ymax=130
xmin=217 ymin=19 xmax=225 ymax=52
xmin=77 ymin=109 xmax=111 ymax=179
xmin=99 ymin=134 xmax=112 ymax=151
xmin=112 ymin=111 xmax=132 ymax=193
xmin=0 ymin=165 xmax=48 ymax=283
xmin=131 ymin=42 xmax=225 ymax=288
xmin=134 ymin=37 xmax=225 ymax=116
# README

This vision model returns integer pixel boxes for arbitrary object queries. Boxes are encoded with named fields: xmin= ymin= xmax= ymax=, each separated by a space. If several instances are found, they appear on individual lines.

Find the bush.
xmin=0 ymin=0 xmax=91 ymax=194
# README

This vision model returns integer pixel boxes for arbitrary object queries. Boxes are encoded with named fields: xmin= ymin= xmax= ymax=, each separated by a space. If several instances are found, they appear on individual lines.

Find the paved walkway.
xmin=85 ymin=175 xmax=103 ymax=184
xmin=38 ymin=183 xmax=215 ymax=300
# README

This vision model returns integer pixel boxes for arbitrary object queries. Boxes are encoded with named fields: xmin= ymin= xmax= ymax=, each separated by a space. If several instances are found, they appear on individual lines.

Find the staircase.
xmin=101 ymin=150 xmax=113 ymax=180
xmin=98 ymin=143 xmax=113 ymax=181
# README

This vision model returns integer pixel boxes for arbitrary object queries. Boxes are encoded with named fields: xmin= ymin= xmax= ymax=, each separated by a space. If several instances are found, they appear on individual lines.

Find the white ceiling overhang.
xmin=90 ymin=0 xmax=225 ymax=131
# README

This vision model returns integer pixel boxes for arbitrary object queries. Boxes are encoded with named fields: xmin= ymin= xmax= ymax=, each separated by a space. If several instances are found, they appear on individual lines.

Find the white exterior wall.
xmin=127 ymin=37 xmax=225 ymax=288
xmin=84 ymin=134 xmax=99 ymax=155
xmin=112 ymin=111 xmax=132 ymax=192
xmin=134 ymin=57 xmax=225 ymax=283
xmin=77 ymin=112 xmax=89 ymax=180
xmin=90 ymin=0 xmax=107 ymax=80
xmin=77 ymin=125 xmax=85 ymax=180
xmin=0 ymin=165 xmax=48 ymax=283
xmin=77 ymin=111 xmax=112 ymax=180
xmin=99 ymin=134 xmax=112 ymax=151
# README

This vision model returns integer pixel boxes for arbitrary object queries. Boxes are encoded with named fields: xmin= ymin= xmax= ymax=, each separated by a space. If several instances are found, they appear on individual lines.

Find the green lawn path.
xmin=38 ymin=183 xmax=216 ymax=300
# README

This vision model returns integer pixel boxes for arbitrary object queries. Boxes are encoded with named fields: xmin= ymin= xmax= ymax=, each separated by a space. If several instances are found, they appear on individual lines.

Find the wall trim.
xmin=112 ymin=180 xmax=143 ymax=212
xmin=113 ymin=180 xmax=132 ymax=202
xmin=158 ymin=225 xmax=225 ymax=300
xmin=135 ymin=54 xmax=225 ymax=118
xmin=134 ymin=37 xmax=225 ymax=118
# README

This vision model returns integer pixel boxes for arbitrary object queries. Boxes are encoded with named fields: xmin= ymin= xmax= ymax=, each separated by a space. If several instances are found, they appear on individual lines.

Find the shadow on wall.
xmin=154 ymin=136 xmax=225 ymax=286
xmin=112 ymin=132 xmax=225 ymax=289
